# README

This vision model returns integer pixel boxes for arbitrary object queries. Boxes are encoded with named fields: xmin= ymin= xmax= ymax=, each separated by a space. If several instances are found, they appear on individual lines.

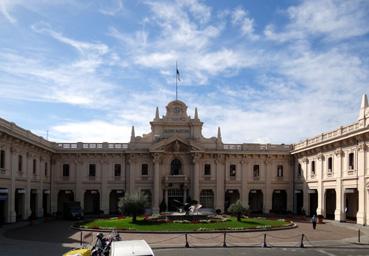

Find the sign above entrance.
xmin=307 ymin=189 xmax=317 ymax=194
xmin=345 ymin=188 xmax=356 ymax=193
xmin=0 ymin=188 xmax=9 ymax=193
xmin=17 ymin=189 xmax=26 ymax=194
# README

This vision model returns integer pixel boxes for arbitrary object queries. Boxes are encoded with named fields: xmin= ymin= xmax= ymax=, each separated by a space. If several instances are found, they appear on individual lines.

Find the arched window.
xmin=170 ymin=159 xmax=182 ymax=175
xmin=200 ymin=190 xmax=214 ymax=208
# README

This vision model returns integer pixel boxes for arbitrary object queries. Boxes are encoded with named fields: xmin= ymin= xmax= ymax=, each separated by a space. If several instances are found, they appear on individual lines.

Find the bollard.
xmin=80 ymin=231 xmax=83 ymax=246
xmin=358 ymin=229 xmax=361 ymax=243
xmin=223 ymin=232 xmax=227 ymax=247
xmin=185 ymin=233 xmax=190 ymax=248
xmin=300 ymin=234 xmax=304 ymax=248
xmin=262 ymin=233 xmax=267 ymax=248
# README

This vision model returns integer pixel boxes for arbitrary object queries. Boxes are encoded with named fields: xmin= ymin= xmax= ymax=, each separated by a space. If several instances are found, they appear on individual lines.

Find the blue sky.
xmin=0 ymin=0 xmax=369 ymax=144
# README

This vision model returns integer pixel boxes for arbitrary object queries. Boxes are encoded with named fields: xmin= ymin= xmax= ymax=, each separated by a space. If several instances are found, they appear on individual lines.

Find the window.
xmin=141 ymin=164 xmax=148 ymax=176
xmin=297 ymin=163 xmax=302 ymax=177
xmin=277 ymin=165 xmax=284 ymax=177
xmin=114 ymin=164 xmax=121 ymax=177
xmin=327 ymin=157 xmax=333 ymax=172
xmin=311 ymin=161 xmax=316 ymax=175
xmin=348 ymin=153 xmax=354 ymax=170
xmin=18 ymin=155 xmax=23 ymax=172
xmin=89 ymin=164 xmax=96 ymax=177
xmin=230 ymin=164 xmax=236 ymax=177
xmin=253 ymin=165 xmax=260 ymax=177
xmin=200 ymin=189 xmax=214 ymax=208
xmin=44 ymin=162 xmax=48 ymax=177
xmin=204 ymin=164 xmax=211 ymax=176
xmin=0 ymin=150 xmax=5 ymax=169
xmin=33 ymin=159 xmax=37 ymax=174
xmin=170 ymin=159 xmax=181 ymax=175
xmin=63 ymin=164 xmax=70 ymax=177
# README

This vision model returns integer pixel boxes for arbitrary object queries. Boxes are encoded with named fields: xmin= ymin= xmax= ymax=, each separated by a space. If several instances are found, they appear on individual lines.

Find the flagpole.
xmin=176 ymin=61 xmax=178 ymax=101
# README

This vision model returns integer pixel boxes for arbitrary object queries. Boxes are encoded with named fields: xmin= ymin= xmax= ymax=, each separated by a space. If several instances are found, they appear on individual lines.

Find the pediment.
xmin=150 ymin=136 xmax=203 ymax=153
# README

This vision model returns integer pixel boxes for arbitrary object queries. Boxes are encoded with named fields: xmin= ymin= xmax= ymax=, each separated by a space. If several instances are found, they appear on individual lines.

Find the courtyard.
xmin=1 ymin=218 xmax=369 ymax=255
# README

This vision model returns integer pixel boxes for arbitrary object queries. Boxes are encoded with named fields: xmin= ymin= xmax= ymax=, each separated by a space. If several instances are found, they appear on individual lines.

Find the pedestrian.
xmin=311 ymin=214 xmax=317 ymax=230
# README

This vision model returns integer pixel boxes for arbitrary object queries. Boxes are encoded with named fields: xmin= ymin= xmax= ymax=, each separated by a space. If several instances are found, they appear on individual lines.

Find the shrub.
xmin=118 ymin=192 xmax=148 ymax=222
xmin=227 ymin=200 xmax=248 ymax=221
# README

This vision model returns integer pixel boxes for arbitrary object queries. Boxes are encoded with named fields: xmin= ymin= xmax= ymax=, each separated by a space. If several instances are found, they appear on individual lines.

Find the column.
xmin=302 ymin=157 xmax=309 ymax=216
xmin=334 ymin=149 xmax=345 ymax=221
xmin=240 ymin=158 xmax=248 ymax=208
xmin=75 ymin=158 xmax=84 ymax=210
xmin=264 ymin=158 xmax=272 ymax=214
xmin=50 ymin=157 xmax=58 ymax=214
xmin=152 ymin=153 xmax=161 ymax=213
xmin=101 ymin=159 xmax=109 ymax=214
xmin=8 ymin=146 xmax=16 ymax=223
xmin=356 ymin=142 xmax=366 ymax=225
xmin=215 ymin=155 xmax=225 ymax=211
xmin=24 ymin=153 xmax=31 ymax=220
xmin=316 ymin=154 xmax=325 ymax=217
xmin=128 ymin=155 xmax=135 ymax=194
xmin=192 ymin=153 xmax=200 ymax=202
xmin=37 ymin=158 xmax=44 ymax=217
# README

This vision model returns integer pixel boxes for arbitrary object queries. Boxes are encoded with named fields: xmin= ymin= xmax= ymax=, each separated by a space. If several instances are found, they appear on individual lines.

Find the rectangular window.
xmin=45 ymin=162 xmax=48 ymax=177
xmin=0 ymin=150 xmax=5 ymax=169
xmin=18 ymin=155 xmax=23 ymax=172
xmin=114 ymin=164 xmax=121 ymax=177
xmin=311 ymin=161 xmax=316 ymax=175
xmin=253 ymin=165 xmax=260 ymax=177
xmin=230 ymin=164 xmax=236 ymax=177
xmin=141 ymin=164 xmax=148 ymax=176
xmin=277 ymin=165 xmax=284 ymax=177
xmin=62 ymin=164 xmax=70 ymax=177
xmin=297 ymin=164 xmax=302 ymax=177
xmin=33 ymin=159 xmax=37 ymax=174
xmin=204 ymin=164 xmax=211 ymax=176
xmin=348 ymin=153 xmax=354 ymax=170
xmin=328 ymin=157 xmax=333 ymax=172
xmin=89 ymin=164 xmax=96 ymax=177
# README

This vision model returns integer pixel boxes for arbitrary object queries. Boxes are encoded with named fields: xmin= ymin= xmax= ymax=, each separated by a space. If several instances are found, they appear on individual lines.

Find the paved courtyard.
xmin=1 ymin=219 xmax=369 ymax=255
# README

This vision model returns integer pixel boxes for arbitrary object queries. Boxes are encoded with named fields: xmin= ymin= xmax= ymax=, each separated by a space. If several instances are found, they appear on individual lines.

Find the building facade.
xmin=0 ymin=96 xmax=368 ymax=225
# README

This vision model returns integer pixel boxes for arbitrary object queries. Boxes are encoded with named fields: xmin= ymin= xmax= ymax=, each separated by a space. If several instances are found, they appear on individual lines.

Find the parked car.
xmin=110 ymin=240 xmax=154 ymax=256
xmin=63 ymin=201 xmax=83 ymax=220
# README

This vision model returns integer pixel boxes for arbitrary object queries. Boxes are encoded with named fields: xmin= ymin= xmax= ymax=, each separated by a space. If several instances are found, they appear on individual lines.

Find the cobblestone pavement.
xmin=1 ymin=219 xmax=369 ymax=255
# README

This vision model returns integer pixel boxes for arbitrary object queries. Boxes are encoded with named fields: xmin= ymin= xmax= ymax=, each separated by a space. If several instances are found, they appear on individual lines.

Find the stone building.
xmin=0 ymin=95 xmax=368 ymax=225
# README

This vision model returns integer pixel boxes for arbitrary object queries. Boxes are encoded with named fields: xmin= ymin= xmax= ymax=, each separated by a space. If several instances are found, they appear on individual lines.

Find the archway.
xmin=345 ymin=188 xmax=358 ymax=221
xmin=84 ymin=190 xmax=100 ymax=215
xmin=200 ymin=189 xmax=214 ymax=208
xmin=224 ymin=189 xmax=240 ymax=212
xmin=57 ymin=190 xmax=74 ymax=214
xmin=295 ymin=190 xmax=303 ymax=215
xmin=42 ymin=190 xmax=50 ymax=217
xmin=30 ymin=189 xmax=38 ymax=218
xmin=109 ymin=190 xmax=124 ymax=215
xmin=167 ymin=188 xmax=184 ymax=211
xmin=325 ymin=189 xmax=336 ymax=219
xmin=272 ymin=190 xmax=287 ymax=213
xmin=170 ymin=159 xmax=182 ymax=175
xmin=15 ymin=188 xmax=26 ymax=220
xmin=0 ymin=188 xmax=8 ymax=224
xmin=248 ymin=190 xmax=263 ymax=213
xmin=308 ymin=189 xmax=318 ymax=216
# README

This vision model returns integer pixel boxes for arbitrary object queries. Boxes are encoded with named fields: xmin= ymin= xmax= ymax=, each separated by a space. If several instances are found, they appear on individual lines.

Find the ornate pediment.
xmin=149 ymin=136 xmax=203 ymax=153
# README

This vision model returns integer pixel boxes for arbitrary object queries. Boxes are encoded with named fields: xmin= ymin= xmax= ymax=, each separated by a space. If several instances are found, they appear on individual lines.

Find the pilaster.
xmin=215 ymin=155 xmax=225 ymax=211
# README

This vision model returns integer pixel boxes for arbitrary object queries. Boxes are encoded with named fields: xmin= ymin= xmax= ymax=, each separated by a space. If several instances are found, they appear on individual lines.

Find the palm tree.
xmin=118 ymin=192 xmax=148 ymax=222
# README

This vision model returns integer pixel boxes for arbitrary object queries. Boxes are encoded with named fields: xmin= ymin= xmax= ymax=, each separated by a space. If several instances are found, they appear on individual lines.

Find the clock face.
xmin=174 ymin=107 xmax=181 ymax=114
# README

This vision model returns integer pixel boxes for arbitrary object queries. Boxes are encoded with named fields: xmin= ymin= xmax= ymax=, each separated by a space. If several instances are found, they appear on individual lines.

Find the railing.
xmin=56 ymin=142 xmax=128 ymax=150
xmin=223 ymin=144 xmax=291 ymax=151
xmin=294 ymin=120 xmax=366 ymax=150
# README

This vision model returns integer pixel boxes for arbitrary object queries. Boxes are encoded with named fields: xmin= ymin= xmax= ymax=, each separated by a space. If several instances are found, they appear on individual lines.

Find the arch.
xmin=308 ymin=189 xmax=318 ymax=216
xmin=170 ymin=159 xmax=182 ymax=175
xmin=84 ymin=190 xmax=100 ymax=215
xmin=295 ymin=190 xmax=304 ymax=215
xmin=30 ymin=189 xmax=38 ymax=218
xmin=200 ymin=189 xmax=214 ymax=208
xmin=248 ymin=190 xmax=263 ymax=213
xmin=272 ymin=190 xmax=287 ymax=213
xmin=0 ymin=187 xmax=9 ymax=224
xmin=224 ymin=189 xmax=240 ymax=212
xmin=109 ymin=190 xmax=124 ymax=215
xmin=57 ymin=190 xmax=74 ymax=214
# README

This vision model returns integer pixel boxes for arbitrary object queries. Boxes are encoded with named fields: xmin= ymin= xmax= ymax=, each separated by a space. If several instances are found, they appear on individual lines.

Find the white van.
xmin=110 ymin=240 xmax=154 ymax=256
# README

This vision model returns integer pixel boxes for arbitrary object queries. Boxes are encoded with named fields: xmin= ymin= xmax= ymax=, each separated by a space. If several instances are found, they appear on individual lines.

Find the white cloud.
xmin=0 ymin=0 xmax=18 ymax=23
xmin=99 ymin=0 xmax=123 ymax=16
xmin=265 ymin=0 xmax=369 ymax=42
xmin=231 ymin=6 xmax=258 ymax=39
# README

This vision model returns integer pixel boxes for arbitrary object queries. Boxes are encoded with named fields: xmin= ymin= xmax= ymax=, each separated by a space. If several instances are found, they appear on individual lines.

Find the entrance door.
xmin=110 ymin=190 xmax=124 ymax=215
xmin=15 ymin=190 xmax=25 ymax=220
xmin=296 ymin=190 xmax=303 ymax=215
xmin=84 ymin=190 xmax=100 ymax=215
xmin=272 ymin=190 xmax=287 ymax=213
xmin=249 ymin=190 xmax=263 ymax=213
xmin=0 ymin=192 xmax=7 ymax=225
xmin=30 ymin=190 xmax=37 ymax=218
xmin=224 ymin=190 xmax=240 ymax=212
xmin=57 ymin=190 xmax=74 ymax=214
xmin=43 ymin=192 xmax=49 ymax=217
xmin=309 ymin=191 xmax=318 ymax=216
xmin=345 ymin=188 xmax=358 ymax=221
xmin=167 ymin=189 xmax=184 ymax=211
xmin=325 ymin=189 xmax=336 ymax=219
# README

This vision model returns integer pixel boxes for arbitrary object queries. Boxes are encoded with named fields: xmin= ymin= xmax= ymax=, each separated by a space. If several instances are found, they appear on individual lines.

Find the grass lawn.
xmin=80 ymin=217 xmax=291 ymax=232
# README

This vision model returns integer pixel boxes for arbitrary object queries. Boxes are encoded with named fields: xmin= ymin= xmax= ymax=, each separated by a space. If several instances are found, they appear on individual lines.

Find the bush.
xmin=118 ymin=193 xmax=148 ymax=222
xmin=227 ymin=200 xmax=248 ymax=221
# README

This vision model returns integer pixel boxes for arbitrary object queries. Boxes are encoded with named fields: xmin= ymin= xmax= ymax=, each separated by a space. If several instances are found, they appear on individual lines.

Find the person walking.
xmin=311 ymin=214 xmax=317 ymax=230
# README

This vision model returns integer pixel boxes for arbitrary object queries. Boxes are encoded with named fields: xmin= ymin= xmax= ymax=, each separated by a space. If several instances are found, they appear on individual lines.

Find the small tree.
xmin=118 ymin=192 xmax=148 ymax=222
xmin=228 ymin=200 xmax=247 ymax=221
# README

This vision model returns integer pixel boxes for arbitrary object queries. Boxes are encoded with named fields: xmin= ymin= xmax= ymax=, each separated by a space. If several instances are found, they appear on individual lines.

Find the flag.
xmin=176 ymin=68 xmax=180 ymax=81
